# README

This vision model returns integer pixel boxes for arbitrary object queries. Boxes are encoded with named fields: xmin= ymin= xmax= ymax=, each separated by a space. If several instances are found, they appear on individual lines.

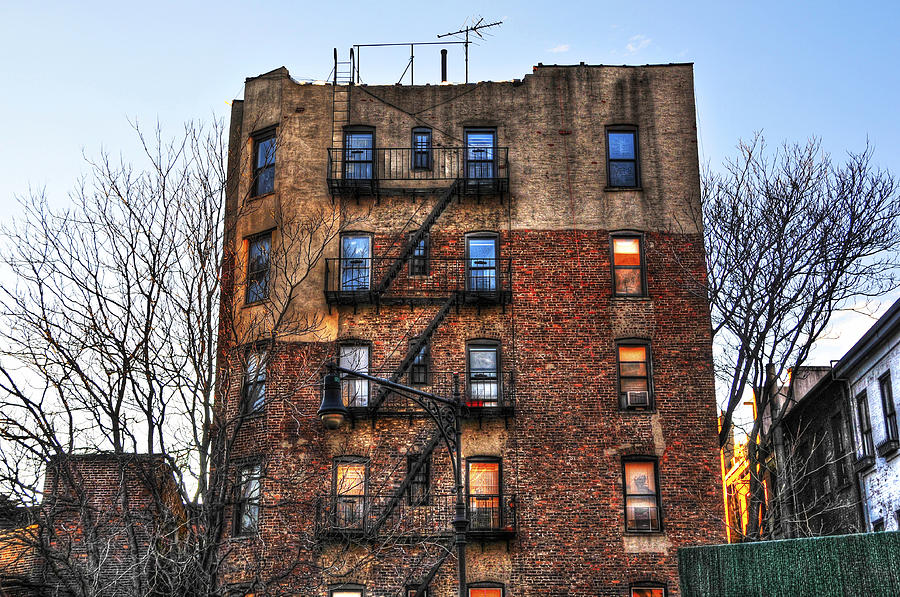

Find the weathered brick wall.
xmin=221 ymin=63 xmax=723 ymax=595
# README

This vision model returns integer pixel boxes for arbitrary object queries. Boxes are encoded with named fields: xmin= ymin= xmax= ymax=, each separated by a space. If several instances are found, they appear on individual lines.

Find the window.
xmin=611 ymin=234 xmax=645 ymax=296
xmin=234 ymin=462 xmax=261 ymax=536
xmin=468 ymin=583 xmax=504 ymax=597
xmin=409 ymin=232 xmax=429 ymax=276
xmin=617 ymin=341 xmax=652 ymax=409
xmin=242 ymin=350 xmax=267 ymax=414
xmin=409 ymin=338 xmax=430 ymax=385
xmin=880 ymin=373 xmax=897 ymax=441
xmin=831 ymin=413 xmax=849 ymax=486
xmin=872 ymin=517 xmax=885 ymax=532
xmin=246 ymin=232 xmax=271 ymax=303
xmin=407 ymin=453 xmax=430 ymax=506
xmin=252 ymin=129 xmax=276 ymax=196
xmin=466 ymin=234 xmax=498 ymax=292
xmin=467 ymin=342 xmax=499 ymax=407
xmin=465 ymin=129 xmax=496 ymax=179
xmin=331 ymin=585 xmax=365 ymax=597
xmin=467 ymin=458 xmax=501 ymax=530
xmin=412 ymin=127 xmax=432 ymax=170
xmin=623 ymin=459 xmax=661 ymax=532
xmin=333 ymin=459 xmax=367 ymax=529
xmin=339 ymin=344 xmax=369 ymax=407
xmin=343 ymin=129 xmax=374 ymax=180
xmin=857 ymin=391 xmax=874 ymax=457
xmin=607 ymin=126 xmax=639 ymax=188
xmin=406 ymin=588 xmax=428 ymax=597
xmin=631 ymin=585 xmax=667 ymax=597
xmin=340 ymin=234 xmax=371 ymax=291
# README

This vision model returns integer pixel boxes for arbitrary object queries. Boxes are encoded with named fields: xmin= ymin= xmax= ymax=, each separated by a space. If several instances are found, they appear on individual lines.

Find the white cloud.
xmin=548 ymin=44 xmax=570 ymax=53
xmin=625 ymin=35 xmax=651 ymax=54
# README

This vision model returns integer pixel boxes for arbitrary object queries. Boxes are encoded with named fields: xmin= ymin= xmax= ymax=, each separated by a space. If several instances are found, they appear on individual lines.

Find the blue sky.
xmin=1 ymin=0 xmax=898 ymax=362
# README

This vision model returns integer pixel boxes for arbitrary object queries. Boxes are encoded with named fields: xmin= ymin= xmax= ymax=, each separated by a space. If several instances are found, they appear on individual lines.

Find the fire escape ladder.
xmin=369 ymin=293 xmax=457 ymax=413
xmin=410 ymin=539 xmax=455 ymax=597
xmin=374 ymin=179 xmax=460 ymax=296
xmin=331 ymin=49 xmax=353 ymax=177
xmin=367 ymin=430 xmax=443 ymax=537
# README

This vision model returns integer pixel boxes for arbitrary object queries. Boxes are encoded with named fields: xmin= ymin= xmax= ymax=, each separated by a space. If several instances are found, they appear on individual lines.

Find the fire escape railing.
xmin=335 ymin=370 xmax=516 ymax=417
xmin=327 ymin=146 xmax=509 ymax=195
xmin=324 ymin=257 xmax=513 ymax=305
xmin=315 ymin=492 xmax=517 ymax=539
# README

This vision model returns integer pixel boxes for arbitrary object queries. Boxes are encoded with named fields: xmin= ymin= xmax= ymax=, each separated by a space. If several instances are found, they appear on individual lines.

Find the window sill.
xmin=854 ymin=455 xmax=876 ymax=472
xmin=624 ymin=529 xmax=664 ymax=536
xmin=240 ymin=409 xmax=266 ymax=421
xmin=611 ymin=294 xmax=650 ymax=300
xmin=246 ymin=191 xmax=275 ymax=203
xmin=242 ymin=298 xmax=270 ymax=309
xmin=876 ymin=438 xmax=899 ymax=458
xmin=604 ymin=186 xmax=643 ymax=192
xmin=618 ymin=408 xmax=657 ymax=415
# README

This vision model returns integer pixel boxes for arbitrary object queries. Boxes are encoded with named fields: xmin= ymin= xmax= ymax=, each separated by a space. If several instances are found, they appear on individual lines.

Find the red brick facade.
xmin=221 ymin=62 xmax=724 ymax=595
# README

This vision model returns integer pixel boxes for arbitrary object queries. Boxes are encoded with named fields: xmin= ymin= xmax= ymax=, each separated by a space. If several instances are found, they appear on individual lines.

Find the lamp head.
xmin=318 ymin=372 xmax=348 ymax=430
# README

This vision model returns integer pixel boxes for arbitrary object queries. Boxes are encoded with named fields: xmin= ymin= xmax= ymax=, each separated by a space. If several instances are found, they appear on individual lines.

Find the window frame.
xmin=610 ymin=232 xmax=647 ymax=297
xmin=241 ymin=348 xmax=268 ymax=415
xmin=830 ymin=412 xmax=849 ymax=487
xmin=406 ymin=453 xmax=431 ymax=506
xmin=411 ymin=127 xmax=433 ymax=171
xmin=406 ymin=587 xmax=428 ymax=597
xmin=233 ymin=461 xmax=262 ymax=537
xmin=332 ymin=456 xmax=369 ymax=530
xmin=630 ymin=583 xmax=668 ymax=597
xmin=329 ymin=584 xmax=366 ymax=597
xmin=408 ymin=337 xmax=431 ymax=386
xmin=245 ymin=230 xmax=272 ymax=304
xmin=339 ymin=232 xmax=373 ymax=292
xmin=622 ymin=457 xmax=663 ymax=533
xmin=342 ymin=126 xmax=375 ymax=181
xmin=464 ymin=128 xmax=498 ymax=180
xmin=616 ymin=339 xmax=654 ymax=410
xmin=251 ymin=127 xmax=276 ymax=198
xmin=606 ymin=125 xmax=640 ymax=189
xmin=466 ymin=339 xmax=501 ymax=407
xmin=466 ymin=456 xmax=503 ymax=531
xmin=465 ymin=232 xmax=500 ymax=293
xmin=408 ymin=231 xmax=430 ymax=277
xmin=879 ymin=373 xmax=897 ymax=441
xmin=857 ymin=390 xmax=875 ymax=457
xmin=338 ymin=342 xmax=371 ymax=407
xmin=467 ymin=582 xmax=505 ymax=597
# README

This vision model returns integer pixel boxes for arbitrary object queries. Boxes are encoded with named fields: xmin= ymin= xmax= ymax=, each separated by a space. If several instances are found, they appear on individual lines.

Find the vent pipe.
xmin=441 ymin=49 xmax=448 ymax=83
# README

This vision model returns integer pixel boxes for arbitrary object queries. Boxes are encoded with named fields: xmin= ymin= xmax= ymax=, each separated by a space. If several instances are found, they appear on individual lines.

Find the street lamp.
xmin=318 ymin=363 xmax=468 ymax=597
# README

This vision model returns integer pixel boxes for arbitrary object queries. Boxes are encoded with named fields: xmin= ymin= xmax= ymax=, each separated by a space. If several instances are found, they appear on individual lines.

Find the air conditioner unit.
xmin=626 ymin=391 xmax=650 ymax=407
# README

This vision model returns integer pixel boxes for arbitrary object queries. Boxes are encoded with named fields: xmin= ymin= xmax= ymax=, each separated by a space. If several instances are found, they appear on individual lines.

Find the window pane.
xmin=614 ymin=268 xmax=642 ymax=295
xmin=333 ymin=592 xmax=363 ymax=597
xmin=336 ymin=463 xmax=366 ymax=496
xmin=466 ymin=130 xmax=496 ymax=178
xmin=608 ymin=132 xmax=635 ymax=160
xmin=613 ymin=238 xmax=641 ymax=265
xmin=609 ymin=162 xmax=637 ymax=187
xmin=468 ymin=237 xmax=498 ymax=291
xmin=244 ymin=351 xmax=266 ymax=412
xmin=632 ymin=587 xmax=665 ymax=597
xmin=344 ymin=132 xmax=373 ymax=179
xmin=469 ymin=589 xmax=502 ymax=597
xmin=619 ymin=345 xmax=646 ymax=363
xmin=468 ymin=238 xmax=496 ymax=260
xmin=341 ymin=235 xmax=370 ymax=291
xmin=247 ymin=234 xmax=271 ymax=302
xmin=626 ymin=496 xmax=660 ymax=530
xmin=621 ymin=378 xmax=649 ymax=393
xmin=469 ymin=462 xmax=499 ymax=494
xmin=625 ymin=461 xmax=656 ymax=494
xmin=256 ymin=136 xmax=276 ymax=168
xmin=620 ymin=362 xmax=648 ymax=377
xmin=339 ymin=346 xmax=369 ymax=406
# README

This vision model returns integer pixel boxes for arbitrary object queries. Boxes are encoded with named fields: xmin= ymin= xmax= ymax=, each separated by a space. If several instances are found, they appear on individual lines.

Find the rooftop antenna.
xmin=438 ymin=17 xmax=503 ymax=83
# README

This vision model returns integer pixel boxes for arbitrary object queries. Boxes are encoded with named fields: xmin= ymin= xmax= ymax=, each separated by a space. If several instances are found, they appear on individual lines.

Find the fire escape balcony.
xmin=314 ymin=492 xmax=517 ymax=540
xmin=324 ymin=257 xmax=513 ymax=306
xmin=326 ymin=146 xmax=509 ymax=198
xmin=337 ymin=370 xmax=516 ymax=419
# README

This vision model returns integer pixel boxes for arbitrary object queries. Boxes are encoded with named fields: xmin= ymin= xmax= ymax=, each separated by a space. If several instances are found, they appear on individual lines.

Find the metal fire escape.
xmin=318 ymin=48 xmax=515 ymax=591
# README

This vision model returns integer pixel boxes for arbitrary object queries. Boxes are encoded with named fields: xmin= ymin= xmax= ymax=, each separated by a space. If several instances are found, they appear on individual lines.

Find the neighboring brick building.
xmin=220 ymin=57 xmax=723 ymax=596
xmin=772 ymin=298 xmax=900 ymax=538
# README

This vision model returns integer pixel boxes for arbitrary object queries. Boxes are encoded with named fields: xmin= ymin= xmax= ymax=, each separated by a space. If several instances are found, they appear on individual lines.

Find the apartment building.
xmin=220 ymin=57 xmax=723 ymax=596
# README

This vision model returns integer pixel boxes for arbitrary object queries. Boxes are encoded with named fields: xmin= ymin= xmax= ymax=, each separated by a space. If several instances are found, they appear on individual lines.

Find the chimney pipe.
xmin=441 ymin=49 xmax=448 ymax=83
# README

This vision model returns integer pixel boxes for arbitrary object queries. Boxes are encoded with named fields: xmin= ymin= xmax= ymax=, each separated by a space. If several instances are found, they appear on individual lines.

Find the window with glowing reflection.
xmin=467 ymin=459 xmax=501 ymax=530
xmin=333 ymin=459 xmax=367 ymax=529
xmin=617 ymin=342 xmax=653 ymax=409
xmin=611 ymin=235 xmax=645 ymax=296
xmin=623 ymin=459 xmax=661 ymax=532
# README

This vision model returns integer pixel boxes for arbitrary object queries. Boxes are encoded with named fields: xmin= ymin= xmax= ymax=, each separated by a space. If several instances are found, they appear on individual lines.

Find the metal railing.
xmin=324 ymin=257 xmax=512 ymax=305
xmin=333 ymin=370 xmax=516 ymax=416
xmin=326 ymin=146 xmax=509 ymax=193
xmin=315 ymin=492 xmax=516 ymax=538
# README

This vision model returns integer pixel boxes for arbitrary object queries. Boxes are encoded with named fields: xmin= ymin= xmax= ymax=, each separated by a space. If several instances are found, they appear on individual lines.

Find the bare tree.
xmin=701 ymin=134 xmax=900 ymax=540
xmin=0 ymin=119 xmax=362 ymax=595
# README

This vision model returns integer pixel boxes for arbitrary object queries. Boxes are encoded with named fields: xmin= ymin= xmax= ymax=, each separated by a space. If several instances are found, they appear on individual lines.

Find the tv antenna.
xmin=438 ymin=17 xmax=503 ymax=83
